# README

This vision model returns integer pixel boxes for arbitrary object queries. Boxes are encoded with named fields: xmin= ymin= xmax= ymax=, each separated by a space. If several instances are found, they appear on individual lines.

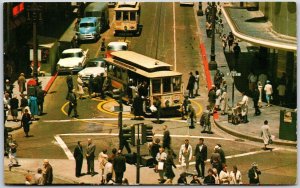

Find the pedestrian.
xmin=190 ymin=175 xmax=201 ymax=185
xmin=187 ymin=104 xmax=196 ymax=129
xmin=219 ymin=164 xmax=230 ymax=184
xmin=215 ymin=87 xmax=221 ymax=111
xmin=21 ymin=109 xmax=31 ymax=137
xmin=18 ymin=73 xmax=26 ymax=94
xmin=156 ymin=147 xmax=167 ymax=183
xmin=233 ymin=42 xmax=241 ymax=66
xmin=10 ymin=95 xmax=19 ymax=122
xmin=240 ymin=92 xmax=249 ymax=123
xmin=210 ymin=146 xmax=222 ymax=174
xmin=149 ymin=138 xmax=161 ymax=169
xmin=201 ymin=106 xmax=212 ymax=134
xmin=177 ymin=172 xmax=188 ymax=185
xmin=88 ymin=74 xmax=94 ymax=98
xmin=99 ymin=73 xmax=105 ymax=99
xmin=20 ymin=94 xmax=28 ymax=116
xmin=25 ymin=174 xmax=32 ymax=185
xmin=66 ymin=75 xmax=74 ymax=99
xmin=181 ymin=96 xmax=190 ymax=120
xmin=248 ymin=162 xmax=261 ymax=185
xmin=36 ymin=86 xmax=46 ymax=116
xmin=108 ymin=148 xmax=117 ymax=163
xmin=208 ymin=85 xmax=216 ymax=112
xmin=277 ymin=82 xmax=286 ymax=106
xmin=194 ymin=71 xmax=200 ymax=96
xmin=257 ymin=81 xmax=263 ymax=108
xmin=86 ymin=138 xmax=96 ymax=176
xmin=178 ymin=139 xmax=193 ymax=173
xmin=203 ymin=168 xmax=216 ymax=185
xmin=216 ymin=144 xmax=226 ymax=165
xmin=248 ymin=72 xmax=257 ymax=93
xmin=194 ymin=138 xmax=207 ymax=178
xmin=4 ymin=92 xmax=11 ymax=123
xmin=98 ymin=149 xmax=108 ymax=181
xmin=153 ymin=96 xmax=162 ymax=123
xmin=264 ymin=80 xmax=273 ymax=107
xmin=4 ymin=79 xmax=13 ymax=97
xmin=132 ymin=93 xmax=144 ymax=120
xmin=73 ymin=141 xmax=84 ymax=177
xmin=229 ymin=165 xmax=242 ymax=184
xmin=8 ymin=136 xmax=18 ymax=171
xmin=28 ymin=95 xmax=39 ymax=121
xmin=261 ymin=120 xmax=272 ymax=150
xmin=187 ymin=72 xmax=196 ymax=98
xmin=214 ymin=69 xmax=224 ymax=89
xmin=42 ymin=159 xmax=53 ymax=185
xmin=77 ymin=74 xmax=85 ymax=100
xmin=220 ymin=89 xmax=228 ymax=115
xmin=103 ymin=158 xmax=113 ymax=184
xmin=212 ymin=168 xmax=220 ymax=184
xmin=253 ymin=88 xmax=261 ymax=116
xmin=221 ymin=34 xmax=227 ymax=52
xmin=258 ymin=73 xmax=268 ymax=88
xmin=227 ymin=32 xmax=234 ymax=52
xmin=67 ymin=89 xmax=78 ymax=118
xmin=162 ymin=125 xmax=171 ymax=150
xmin=127 ymin=78 xmax=134 ymax=104
xmin=164 ymin=149 xmax=177 ymax=184
xmin=34 ymin=168 xmax=44 ymax=185
xmin=113 ymin=150 xmax=126 ymax=184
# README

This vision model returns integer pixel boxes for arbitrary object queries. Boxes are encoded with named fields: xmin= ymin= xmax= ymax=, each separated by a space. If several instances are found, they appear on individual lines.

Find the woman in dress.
xmin=77 ymin=75 xmax=85 ymax=99
xmin=194 ymin=71 xmax=200 ymax=96
xmin=21 ymin=109 xmax=31 ymax=137
xmin=164 ymin=150 xmax=177 ymax=184
xmin=28 ymin=95 xmax=39 ymax=120
xmin=257 ymin=81 xmax=263 ymax=108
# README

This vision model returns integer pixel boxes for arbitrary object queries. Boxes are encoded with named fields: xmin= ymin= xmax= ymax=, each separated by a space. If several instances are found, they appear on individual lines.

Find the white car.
xmin=57 ymin=48 xmax=88 ymax=73
xmin=105 ymin=41 xmax=128 ymax=58
xmin=78 ymin=58 xmax=106 ymax=85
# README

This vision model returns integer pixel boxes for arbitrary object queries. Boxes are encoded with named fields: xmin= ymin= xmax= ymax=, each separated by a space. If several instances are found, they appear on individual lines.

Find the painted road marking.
xmin=54 ymin=135 xmax=75 ymax=160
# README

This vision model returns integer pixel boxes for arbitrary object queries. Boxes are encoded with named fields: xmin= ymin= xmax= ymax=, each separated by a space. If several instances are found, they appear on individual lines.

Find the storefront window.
xmin=152 ymin=79 xmax=161 ymax=94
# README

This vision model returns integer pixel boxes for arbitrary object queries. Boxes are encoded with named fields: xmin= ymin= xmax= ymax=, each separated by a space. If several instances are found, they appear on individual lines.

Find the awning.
xmin=222 ymin=7 xmax=297 ymax=52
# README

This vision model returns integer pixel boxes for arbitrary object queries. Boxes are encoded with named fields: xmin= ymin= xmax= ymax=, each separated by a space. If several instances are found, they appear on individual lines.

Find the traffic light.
xmin=122 ymin=125 xmax=135 ymax=146
xmin=142 ymin=124 xmax=153 ymax=144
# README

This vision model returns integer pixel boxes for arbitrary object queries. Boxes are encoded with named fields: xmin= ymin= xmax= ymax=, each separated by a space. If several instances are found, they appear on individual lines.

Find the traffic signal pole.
xmin=136 ymin=123 xmax=141 ymax=184
xmin=118 ymin=97 xmax=123 ymax=150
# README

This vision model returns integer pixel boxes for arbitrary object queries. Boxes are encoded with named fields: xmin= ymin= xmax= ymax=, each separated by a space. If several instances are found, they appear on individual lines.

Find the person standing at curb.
xmin=264 ymin=80 xmax=273 ymax=107
xmin=42 ymin=159 xmax=53 ymax=185
xmin=18 ymin=73 xmax=26 ymax=94
xmin=67 ymin=89 xmax=78 ymax=118
xmin=73 ymin=141 xmax=84 ymax=177
xmin=195 ymin=71 xmax=200 ymax=96
xmin=37 ymin=86 xmax=46 ymax=116
xmin=86 ymin=138 xmax=96 ymax=176
xmin=253 ymin=88 xmax=261 ymax=116
xmin=261 ymin=120 xmax=272 ymax=150
xmin=113 ymin=150 xmax=126 ymax=184
xmin=194 ymin=138 xmax=207 ymax=178
xmin=179 ymin=139 xmax=193 ymax=173
xmin=248 ymin=162 xmax=261 ymax=185
xmin=240 ymin=92 xmax=249 ymax=123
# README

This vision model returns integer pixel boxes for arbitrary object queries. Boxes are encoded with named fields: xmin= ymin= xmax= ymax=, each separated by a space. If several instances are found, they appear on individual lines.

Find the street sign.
xmin=30 ymin=49 xmax=42 ymax=61
xmin=227 ymin=71 xmax=241 ymax=77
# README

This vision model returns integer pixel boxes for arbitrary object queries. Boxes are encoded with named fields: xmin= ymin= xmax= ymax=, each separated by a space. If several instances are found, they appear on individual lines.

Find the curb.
xmin=214 ymin=119 xmax=297 ymax=147
xmin=6 ymin=124 xmax=22 ymax=132
xmin=44 ymin=72 xmax=58 ymax=93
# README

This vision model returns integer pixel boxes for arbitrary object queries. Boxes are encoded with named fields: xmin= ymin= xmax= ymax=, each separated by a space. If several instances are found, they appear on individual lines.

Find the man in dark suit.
xmin=194 ymin=138 xmax=207 ymax=178
xmin=86 ymin=138 xmax=96 ymax=176
xmin=248 ymin=162 xmax=261 ymax=185
xmin=113 ymin=150 xmax=126 ymax=184
xmin=73 ymin=141 xmax=83 ymax=177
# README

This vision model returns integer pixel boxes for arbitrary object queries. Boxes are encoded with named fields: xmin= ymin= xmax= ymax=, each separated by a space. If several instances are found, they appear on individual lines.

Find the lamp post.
xmin=197 ymin=2 xmax=204 ymax=16
xmin=118 ymin=95 xmax=123 ymax=149
xmin=209 ymin=2 xmax=218 ymax=70
xmin=27 ymin=3 xmax=42 ymax=85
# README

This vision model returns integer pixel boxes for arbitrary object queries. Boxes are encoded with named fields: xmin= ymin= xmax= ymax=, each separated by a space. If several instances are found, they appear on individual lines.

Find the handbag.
xmin=158 ymin=161 xmax=164 ymax=170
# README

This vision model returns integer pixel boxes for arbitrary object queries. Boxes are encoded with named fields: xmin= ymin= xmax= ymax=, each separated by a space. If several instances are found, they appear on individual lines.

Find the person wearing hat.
xmin=264 ymin=80 xmax=273 ymax=107
xmin=248 ymin=162 xmax=261 ymax=185
xmin=18 ymin=73 xmax=26 ymax=94
xmin=179 ymin=139 xmax=193 ymax=173
xmin=208 ymin=85 xmax=217 ymax=112
xmin=4 ymin=79 xmax=13 ymax=97
xmin=42 ymin=159 xmax=53 ymax=185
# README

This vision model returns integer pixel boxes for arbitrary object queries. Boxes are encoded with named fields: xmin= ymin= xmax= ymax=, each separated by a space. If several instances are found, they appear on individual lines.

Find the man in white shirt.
xmin=248 ymin=72 xmax=257 ymax=93
xmin=179 ymin=139 xmax=193 ymax=173
xmin=240 ymin=92 xmax=249 ymax=123
xmin=264 ymin=80 xmax=273 ymax=107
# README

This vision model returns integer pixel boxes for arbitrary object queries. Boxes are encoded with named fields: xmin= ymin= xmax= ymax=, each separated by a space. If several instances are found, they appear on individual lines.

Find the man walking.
xmin=113 ymin=150 xmax=126 ymax=184
xmin=162 ymin=125 xmax=171 ymax=150
xmin=86 ymin=138 xmax=96 ymax=176
xmin=18 ymin=73 xmax=26 ymax=94
xmin=194 ymin=138 xmax=207 ymax=178
xmin=37 ymin=86 xmax=46 ymax=115
xmin=264 ymin=80 xmax=273 ymax=107
xmin=201 ymin=106 xmax=213 ymax=134
xmin=233 ymin=42 xmax=241 ymax=66
xmin=178 ymin=139 xmax=193 ymax=173
xmin=187 ymin=72 xmax=196 ymax=98
xmin=74 ymin=141 xmax=84 ymax=177
xmin=253 ymin=88 xmax=261 ymax=116
xmin=208 ymin=85 xmax=216 ymax=112
xmin=42 ymin=159 xmax=53 ymax=185
xmin=67 ymin=89 xmax=78 ymax=118
xmin=8 ymin=136 xmax=19 ymax=171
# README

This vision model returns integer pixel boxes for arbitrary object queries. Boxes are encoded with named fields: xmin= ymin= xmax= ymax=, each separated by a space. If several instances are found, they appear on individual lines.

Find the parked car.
xmin=105 ymin=41 xmax=128 ymax=58
xmin=57 ymin=48 xmax=88 ymax=74
xmin=78 ymin=58 xmax=106 ymax=85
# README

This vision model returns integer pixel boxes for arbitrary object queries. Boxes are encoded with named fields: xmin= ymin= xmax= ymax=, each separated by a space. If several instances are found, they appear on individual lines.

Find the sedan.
xmin=78 ymin=58 xmax=106 ymax=85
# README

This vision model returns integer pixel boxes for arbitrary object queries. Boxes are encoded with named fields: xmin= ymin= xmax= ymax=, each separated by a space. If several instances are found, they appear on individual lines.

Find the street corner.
xmin=97 ymin=98 xmax=133 ymax=117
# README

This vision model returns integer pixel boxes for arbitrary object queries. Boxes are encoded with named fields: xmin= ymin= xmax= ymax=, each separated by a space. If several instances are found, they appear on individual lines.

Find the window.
xmin=79 ymin=22 xmax=94 ymax=28
xmin=163 ymin=77 xmax=171 ymax=93
xmin=130 ymin=12 xmax=136 ymax=21
xmin=152 ymin=79 xmax=161 ymax=94
xmin=123 ymin=11 xmax=129 ymax=21
xmin=116 ymin=11 xmax=122 ymax=20
xmin=173 ymin=77 xmax=181 ymax=92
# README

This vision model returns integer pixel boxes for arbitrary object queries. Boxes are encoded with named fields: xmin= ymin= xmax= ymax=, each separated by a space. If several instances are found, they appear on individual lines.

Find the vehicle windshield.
xmin=80 ymin=22 xmax=95 ymax=28
xmin=107 ymin=44 xmax=128 ymax=51
xmin=62 ymin=52 xmax=83 ymax=58
xmin=86 ymin=61 xmax=105 ymax=68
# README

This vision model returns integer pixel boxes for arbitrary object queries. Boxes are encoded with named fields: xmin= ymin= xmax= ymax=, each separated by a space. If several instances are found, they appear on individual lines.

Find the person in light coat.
xmin=220 ymin=90 xmax=228 ymax=115
xmin=179 ymin=139 xmax=193 ymax=173
xmin=215 ymin=88 xmax=222 ymax=110
xmin=156 ymin=147 xmax=167 ymax=183
xmin=219 ymin=164 xmax=230 ymax=184
xmin=77 ymin=74 xmax=85 ymax=99
xmin=261 ymin=120 xmax=272 ymax=150
xmin=229 ymin=165 xmax=242 ymax=184
xmin=240 ymin=92 xmax=249 ymax=123
xmin=257 ymin=81 xmax=263 ymax=108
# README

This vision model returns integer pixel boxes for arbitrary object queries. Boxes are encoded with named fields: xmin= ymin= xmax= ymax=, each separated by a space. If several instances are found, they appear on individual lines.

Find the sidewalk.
xmin=5 ymin=74 xmax=57 ymax=132
xmin=195 ymin=3 xmax=296 ymax=147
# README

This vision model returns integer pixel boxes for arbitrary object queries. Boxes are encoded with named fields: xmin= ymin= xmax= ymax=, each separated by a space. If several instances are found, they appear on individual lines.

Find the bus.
xmin=114 ymin=2 xmax=141 ymax=35
xmin=104 ymin=51 xmax=183 ymax=115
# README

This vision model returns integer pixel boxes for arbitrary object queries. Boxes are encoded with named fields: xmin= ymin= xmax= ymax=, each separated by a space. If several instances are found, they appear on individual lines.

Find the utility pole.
xmin=209 ymin=2 xmax=218 ymax=70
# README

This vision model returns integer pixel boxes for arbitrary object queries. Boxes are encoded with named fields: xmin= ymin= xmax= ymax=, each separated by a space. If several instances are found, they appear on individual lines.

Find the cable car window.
xmin=152 ymin=79 xmax=161 ymax=94
xmin=163 ymin=77 xmax=171 ymax=93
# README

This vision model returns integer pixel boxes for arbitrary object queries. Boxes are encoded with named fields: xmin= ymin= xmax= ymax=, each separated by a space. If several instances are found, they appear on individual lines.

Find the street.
xmin=4 ymin=2 xmax=297 ymax=185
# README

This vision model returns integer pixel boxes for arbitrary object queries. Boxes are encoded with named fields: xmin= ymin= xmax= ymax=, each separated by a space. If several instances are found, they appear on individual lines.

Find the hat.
xmin=5 ymin=79 xmax=9 ymax=82
xmin=214 ymin=145 xmax=220 ymax=150
xmin=43 ymin=159 xmax=49 ymax=163
xmin=252 ymin=162 xmax=258 ymax=167
xmin=211 ymin=85 xmax=215 ymax=88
